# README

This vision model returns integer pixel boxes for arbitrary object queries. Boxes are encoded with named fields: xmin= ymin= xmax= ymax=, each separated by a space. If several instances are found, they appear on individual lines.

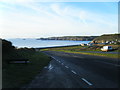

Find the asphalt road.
xmin=23 ymin=51 xmax=119 ymax=88
xmin=76 ymin=51 xmax=118 ymax=54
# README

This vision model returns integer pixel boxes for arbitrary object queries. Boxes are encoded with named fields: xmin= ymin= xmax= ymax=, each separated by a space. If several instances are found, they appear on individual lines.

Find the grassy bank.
xmin=51 ymin=50 xmax=118 ymax=58
xmin=3 ymin=48 xmax=51 ymax=88
xmin=41 ymin=45 xmax=119 ymax=58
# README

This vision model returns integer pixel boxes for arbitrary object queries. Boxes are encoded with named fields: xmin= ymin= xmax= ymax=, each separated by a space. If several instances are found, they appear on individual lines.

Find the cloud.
xmin=79 ymin=11 xmax=88 ymax=25
xmin=0 ymin=1 xmax=118 ymax=38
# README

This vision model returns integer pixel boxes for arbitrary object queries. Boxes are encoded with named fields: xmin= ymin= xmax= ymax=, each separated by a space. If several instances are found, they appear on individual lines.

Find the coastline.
xmin=36 ymin=44 xmax=80 ymax=49
xmin=7 ymin=38 xmax=91 ymax=48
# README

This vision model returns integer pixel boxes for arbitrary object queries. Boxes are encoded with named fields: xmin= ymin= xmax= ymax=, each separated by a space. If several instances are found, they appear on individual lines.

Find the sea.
xmin=7 ymin=38 xmax=91 ymax=48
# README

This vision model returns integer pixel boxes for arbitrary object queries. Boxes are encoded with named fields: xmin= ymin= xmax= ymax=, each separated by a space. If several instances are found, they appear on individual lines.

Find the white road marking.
xmin=44 ymin=53 xmax=93 ymax=86
xmin=50 ymin=56 xmax=60 ymax=63
xmin=65 ymin=66 xmax=69 ymax=68
xmin=51 ymin=56 xmax=56 ymax=60
xmin=71 ymin=70 xmax=77 ymax=74
xmin=81 ymin=78 xmax=93 ymax=86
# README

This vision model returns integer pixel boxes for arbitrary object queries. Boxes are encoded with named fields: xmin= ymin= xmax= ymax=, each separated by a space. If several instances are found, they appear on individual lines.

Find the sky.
xmin=0 ymin=0 xmax=119 ymax=39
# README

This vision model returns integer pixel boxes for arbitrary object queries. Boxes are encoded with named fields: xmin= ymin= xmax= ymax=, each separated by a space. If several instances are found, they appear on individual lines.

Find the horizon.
xmin=0 ymin=0 xmax=118 ymax=39
xmin=4 ymin=33 xmax=119 ymax=39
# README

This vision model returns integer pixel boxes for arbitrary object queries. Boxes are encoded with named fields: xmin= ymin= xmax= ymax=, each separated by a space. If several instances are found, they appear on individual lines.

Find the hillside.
xmin=91 ymin=34 xmax=120 ymax=44
xmin=37 ymin=36 xmax=98 ymax=41
xmin=2 ymin=39 xmax=51 ymax=88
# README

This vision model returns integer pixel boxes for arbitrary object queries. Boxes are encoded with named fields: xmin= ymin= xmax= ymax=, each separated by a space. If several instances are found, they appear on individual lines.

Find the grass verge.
xmin=2 ymin=49 xmax=51 ymax=88
xmin=53 ymin=50 xmax=118 ymax=58
xmin=41 ymin=45 xmax=119 ymax=58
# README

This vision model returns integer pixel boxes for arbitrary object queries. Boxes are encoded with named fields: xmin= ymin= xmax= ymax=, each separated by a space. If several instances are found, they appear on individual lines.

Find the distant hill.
xmin=91 ymin=34 xmax=120 ymax=43
xmin=37 ymin=36 xmax=98 ymax=41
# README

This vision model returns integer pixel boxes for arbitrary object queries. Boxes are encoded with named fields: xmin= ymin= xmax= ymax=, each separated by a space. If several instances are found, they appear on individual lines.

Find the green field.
xmin=41 ymin=45 xmax=119 ymax=58
xmin=3 ymin=48 xmax=51 ymax=88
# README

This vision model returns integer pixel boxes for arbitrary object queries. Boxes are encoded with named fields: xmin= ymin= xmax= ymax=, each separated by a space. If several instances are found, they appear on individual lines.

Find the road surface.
xmin=76 ymin=51 xmax=118 ymax=54
xmin=22 ymin=51 xmax=119 ymax=88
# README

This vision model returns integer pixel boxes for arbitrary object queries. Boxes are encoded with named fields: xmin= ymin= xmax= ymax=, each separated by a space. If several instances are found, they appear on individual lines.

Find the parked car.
xmin=80 ymin=43 xmax=87 ymax=46
xmin=101 ymin=46 xmax=113 ymax=51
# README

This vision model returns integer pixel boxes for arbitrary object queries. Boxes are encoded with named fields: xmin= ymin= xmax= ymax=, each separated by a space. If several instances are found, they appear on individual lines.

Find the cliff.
xmin=91 ymin=34 xmax=120 ymax=44
xmin=37 ymin=36 xmax=98 ymax=41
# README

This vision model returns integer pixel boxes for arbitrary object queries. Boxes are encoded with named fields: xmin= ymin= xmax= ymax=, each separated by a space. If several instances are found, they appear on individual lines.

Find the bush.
xmin=2 ymin=39 xmax=16 ymax=66
xmin=2 ymin=39 xmax=36 ymax=68
xmin=2 ymin=39 xmax=15 ymax=53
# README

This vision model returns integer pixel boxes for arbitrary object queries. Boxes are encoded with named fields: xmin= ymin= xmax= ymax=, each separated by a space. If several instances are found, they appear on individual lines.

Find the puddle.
xmin=48 ymin=64 xmax=53 ymax=70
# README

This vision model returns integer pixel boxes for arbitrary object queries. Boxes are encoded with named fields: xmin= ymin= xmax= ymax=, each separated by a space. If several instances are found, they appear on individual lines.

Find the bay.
xmin=7 ymin=38 xmax=91 ymax=48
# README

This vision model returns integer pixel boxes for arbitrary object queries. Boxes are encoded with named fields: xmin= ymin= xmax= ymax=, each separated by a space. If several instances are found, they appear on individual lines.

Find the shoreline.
xmin=36 ymin=44 xmax=80 ymax=49
xmin=7 ymin=38 xmax=91 ymax=48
